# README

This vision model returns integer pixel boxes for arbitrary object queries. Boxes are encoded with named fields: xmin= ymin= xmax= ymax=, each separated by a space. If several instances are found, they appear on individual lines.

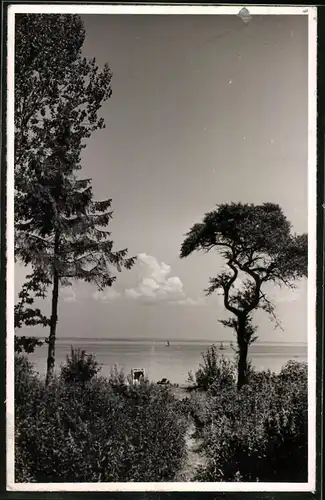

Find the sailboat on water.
xmin=166 ymin=340 xmax=170 ymax=348
xmin=219 ymin=341 xmax=225 ymax=351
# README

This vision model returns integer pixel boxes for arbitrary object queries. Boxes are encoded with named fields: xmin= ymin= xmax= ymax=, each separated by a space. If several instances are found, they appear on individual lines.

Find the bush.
xmin=194 ymin=361 xmax=308 ymax=482
xmin=188 ymin=345 xmax=237 ymax=391
xmin=15 ymin=364 xmax=187 ymax=482
xmin=186 ymin=391 xmax=212 ymax=438
xmin=279 ymin=359 xmax=308 ymax=384
xmin=15 ymin=354 xmax=43 ymax=482
xmin=60 ymin=347 xmax=101 ymax=386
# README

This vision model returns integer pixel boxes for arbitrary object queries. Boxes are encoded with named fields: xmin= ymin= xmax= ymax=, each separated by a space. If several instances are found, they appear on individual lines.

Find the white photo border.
xmin=6 ymin=3 xmax=318 ymax=493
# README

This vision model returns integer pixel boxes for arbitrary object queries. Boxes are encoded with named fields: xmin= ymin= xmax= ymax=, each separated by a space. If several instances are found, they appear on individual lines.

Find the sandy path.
xmin=176 ymin=421 xmax=206 ymax=482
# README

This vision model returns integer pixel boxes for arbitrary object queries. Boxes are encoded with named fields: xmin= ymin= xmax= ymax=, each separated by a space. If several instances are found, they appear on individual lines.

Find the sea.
xmin=25 ymin=338 xmax=308 ymax=385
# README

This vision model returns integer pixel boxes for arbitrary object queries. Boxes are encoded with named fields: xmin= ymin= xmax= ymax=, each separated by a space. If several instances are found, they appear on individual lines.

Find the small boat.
xmin=157 ymin=378 xmax=170 ymax=385
xmin=219 ymin=342 xmax=225 ymax=351
xmin=166 ymin=340 xmax=170 ymax=347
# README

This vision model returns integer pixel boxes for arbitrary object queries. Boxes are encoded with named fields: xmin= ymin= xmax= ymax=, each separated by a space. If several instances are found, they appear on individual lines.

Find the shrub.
xmin=15 ymin=354 xmax=43 ymax=482
xmin=15 ymin=354 xmax=39 ymax=405
xmin=188 ymin=345 xmax=237 ymax=391
xmin=279 ymin=360 xmax=308 ymax=384
xmin=248 ymin=368 xmax=276 ymax=389
xmin=194 ymin=361 xmax=308 ymax=482
xmin=60 ymin=347 xmax=101 ymax=386
xmin=106 ymin=364 xmax=131 ymax=395
xmin=15 ymin=365 xmax=187 ymax=482
xmin=186 ymin=391 xmax=212 ymax=438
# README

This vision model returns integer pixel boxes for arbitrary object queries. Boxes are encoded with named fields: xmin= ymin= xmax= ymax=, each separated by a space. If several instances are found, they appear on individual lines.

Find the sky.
xmin=15 ymin=13 xmax=309 ymax=342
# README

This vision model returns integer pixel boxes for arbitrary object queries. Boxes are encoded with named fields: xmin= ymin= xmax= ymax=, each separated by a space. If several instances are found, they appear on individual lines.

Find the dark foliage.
xmin=14 ymin=335 xmax=45 ymax=354
xmin=192 ymin=360 xmax=308 ymax=482
xmin=60 ymin=347 xmax=101 ymax=386
xmin=15 ymin=362 xmax=187 ymax=482
xmin=188 ymin=344 xmax=237 ymax=391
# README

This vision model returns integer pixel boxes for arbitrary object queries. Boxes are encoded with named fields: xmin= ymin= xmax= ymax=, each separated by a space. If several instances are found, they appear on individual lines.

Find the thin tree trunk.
xmin=237 ymin=315 xmax=249 ymax=390
xmin=237 ymin=340 xmax=248 ymax=390
xmin=45 ymin=231 xmax=60 ymax=385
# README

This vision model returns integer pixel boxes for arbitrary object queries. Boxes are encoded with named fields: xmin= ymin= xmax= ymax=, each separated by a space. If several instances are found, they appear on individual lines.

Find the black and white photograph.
xmin=6 ymin=4 xmax=317 ymax=492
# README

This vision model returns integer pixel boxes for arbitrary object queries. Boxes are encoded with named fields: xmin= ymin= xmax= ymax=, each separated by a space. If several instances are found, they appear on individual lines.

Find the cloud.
xmin=62 ymin=288 xmax=77 ymax=303
xmin=125 ymin=253 xmax=204 ymax=306
xmin=93 ymin=288 xmax=121 ymax=302
xmin=273 ymin=286 xmax=303 ymax=304
xmin=61 ymin=253 xmax=206 ymax=306
xmin=213 ymin=278 xmax=304 ymax=309
xmin=173 ymin=297 xmax=206 ymax=306
xmin=125 ymin=253 xmax=185 ymax=302
xmin=62 ymin=285 xmax=121 ymax=303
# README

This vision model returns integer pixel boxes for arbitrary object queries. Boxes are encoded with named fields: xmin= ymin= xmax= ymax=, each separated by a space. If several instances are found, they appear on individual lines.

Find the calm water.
xmin=26 ymin=338 xmax=308 ymax=384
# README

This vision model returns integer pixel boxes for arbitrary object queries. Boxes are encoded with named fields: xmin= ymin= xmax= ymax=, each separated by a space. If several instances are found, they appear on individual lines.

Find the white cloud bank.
xmin=63 ymin=255 xmax=303 ymax=308
xmin=125 ymin=253 xmax=185 ymax=303
xmin=125 ymin=253 xmax=205 ymax=306
xmin=62 ymin=287 xmax=77 ymax=303
xmin=90 ymin=252 xmax=204 ymax=306
xmin=67 ymin=253 xmax=205 ymax=306
xmin=214 ymin=275 xmax=304 ymax=308
xmin=93 ymin=288 xmax=121 ymax=301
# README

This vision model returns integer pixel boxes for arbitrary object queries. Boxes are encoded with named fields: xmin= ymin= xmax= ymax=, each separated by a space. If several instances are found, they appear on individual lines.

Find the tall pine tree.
xmin=15 ymin=14 xmax=136 ymax=381
xmin=16 ymin=117 xmax=136 ymax=384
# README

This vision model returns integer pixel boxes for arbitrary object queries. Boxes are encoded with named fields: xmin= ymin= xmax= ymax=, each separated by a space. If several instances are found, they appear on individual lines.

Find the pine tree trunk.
xmin=45 ymin=232 xmax=60 ymax=385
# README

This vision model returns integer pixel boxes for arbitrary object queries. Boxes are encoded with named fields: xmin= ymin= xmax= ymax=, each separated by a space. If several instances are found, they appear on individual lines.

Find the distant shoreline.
xmin=15 ymin=335 xmax=308 ymax=345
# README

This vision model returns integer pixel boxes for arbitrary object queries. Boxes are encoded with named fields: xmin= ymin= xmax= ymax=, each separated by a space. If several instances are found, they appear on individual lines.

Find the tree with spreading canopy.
xmin=14 ymin=14 xmax=136 ymax=382
xmin=180 ymin=202 xmax=307 ymax=389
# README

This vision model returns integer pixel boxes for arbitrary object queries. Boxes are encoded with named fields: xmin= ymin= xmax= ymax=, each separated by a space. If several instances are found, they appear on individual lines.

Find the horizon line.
xmin=15 ymin=335 xmax=308 ymax=344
